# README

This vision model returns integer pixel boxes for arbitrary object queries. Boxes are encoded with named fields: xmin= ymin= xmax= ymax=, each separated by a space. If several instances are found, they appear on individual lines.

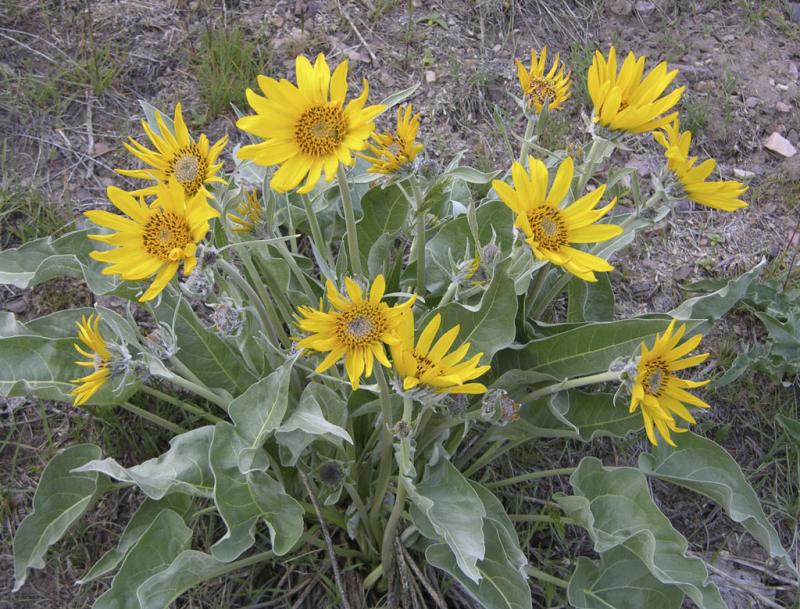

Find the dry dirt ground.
xmin=1 ymin=0 xmax=799 ymax=608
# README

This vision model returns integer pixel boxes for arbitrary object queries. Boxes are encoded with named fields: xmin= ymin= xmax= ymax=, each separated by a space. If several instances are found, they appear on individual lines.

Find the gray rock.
xmin=635 ymin=1 xmax=656 ymax=13
xmin=764 ymin=132 xmax=797 ymax=158
xmin=745 ymin=96 xmax=760 ymax=108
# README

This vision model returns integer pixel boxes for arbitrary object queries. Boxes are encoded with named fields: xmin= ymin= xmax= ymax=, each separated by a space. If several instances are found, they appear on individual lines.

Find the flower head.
xmin=492 ymin=156 xmax=623 ymax=282
xmin=630 ymin=320 xmax=710 ymax=447
xmin=228 ymin=189 xmax=265 ymax=234
xmin=516 ymin=47 xmax=571 ymax=112
xmin=588 ymin=47 xmax=684 ymax=134
xmin=71 ymin=314 xmax=111 ymax=406
xmin=295 ymin=275 xmax=415 ymax=389
xmin=237 ymin=54 xmax=386 ymax=194
xmin=86 ymin=179 xmax=220 ymax=302
xmin=391 ymin=312 xmax=490 ymax=396
xmin=654 ymin=118 xmax=747 ymax=212
xmin=118 ymin=103 xmax=227 ymax=198
xmin=358 ymin=104 xmax=424 ymax=174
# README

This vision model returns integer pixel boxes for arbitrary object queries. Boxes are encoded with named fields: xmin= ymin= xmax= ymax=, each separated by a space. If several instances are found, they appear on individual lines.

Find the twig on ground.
xmin=336 ymin=0 xmax=379 ymax=64
xmin=400 ymin=545 xmax=447 ymax=609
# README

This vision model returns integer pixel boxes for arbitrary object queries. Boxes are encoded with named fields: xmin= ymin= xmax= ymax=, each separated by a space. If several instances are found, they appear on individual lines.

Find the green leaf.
xmin=73 ymin=426 xmax=215 ymax=499
xmin=139 ymin=100 xmax=175 ymax=137
xmin=135 ymin=550 xmax=228 ymax=609
xmin=378 ymin=82 xmax=420 ymax=108
xmin=276 ymin=382 xmax=351 ymax=466
xmin=79 ymin=495 xmax=193 ymax=584
xmin=557 ymin=458 xmax=726 ymax=609
xmin=503 ymin=318 xmax=697 ymax=379
xmin=441 ymin=166 xmax=501 ymax=184
xmin=425 ymin=199 xmax=513 ymax=293
xmin=567 ymin=273 xmax=614 ymax=322
xmin=229 ymin=355 xmax=298 ymax=457
xmin=408 ymin=458 xmax=487 ymax=582
xmin=568 ymin=547 xmax=684 ymax=609
xmin=427 ymin=522 xmax=531 ymax=609
xmin=152 ymin=297 xmax=256 ymax=394
xmin=776 ymin=414 xmax=800 ymax=444
xmin=355 ymin=183 xmax=410 ymax=269
xmin=13 ymin=444 xmax=107 ymax=591
xmin=93 ymin=509 xmax=191 ymax=609
xmin=669 ymin=260 xmax=765 ymax=333
xmin=436 ymin=260 xmax=518 ymax=362
xmin=638 ymin=431 xmax=794 ymax=570
xmin=210 ymin=423 xmax=304 ymax=561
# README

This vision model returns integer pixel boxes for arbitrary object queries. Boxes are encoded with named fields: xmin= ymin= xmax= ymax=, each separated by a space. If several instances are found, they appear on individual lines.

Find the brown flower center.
xmin=142 ymin=211 xmax=193 ymax=261
xmin=525 ymin=78 xmax=557 ymax=107
xmin=295 ymin=106 xmax=348 ymax=157
xmin=642 ymin=359 xmax=669 ymax=397
xmin=526 ymin=205 xmax=568 ymax=250
xmin=413 ymin=351 xmax=435 ymax=377
xmin=168 ymin=146 xmax=208 ymax=196
xmin=335 ymin=303 xmax=387 ymax=349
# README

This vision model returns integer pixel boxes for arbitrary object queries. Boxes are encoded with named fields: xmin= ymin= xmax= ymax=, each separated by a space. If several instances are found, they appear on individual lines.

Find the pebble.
xmin=776 ymin=83 xmax=789 ymax=91
xmin=425 ymin=70 xmax=436 ymax=83
xmin=764 ymin=132 xmax=797 ymax=158
xmin=745 ymin=96 xmax=760 ymax=108
xmin=776 ymin=101 xmax=792 ymax=113
xmin=635 ymin=1 xmax=656 ymax=13
xmin=733 ymin=168 xmax=756 ymax=179
xmin=790 ymin=62 xmax=799 ymax=81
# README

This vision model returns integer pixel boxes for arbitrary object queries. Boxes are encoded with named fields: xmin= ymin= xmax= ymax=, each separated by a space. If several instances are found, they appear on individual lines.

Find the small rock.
xmin=769 ymin=77 xmax=776 ymax=86
xmin=492 ymin=44 xmax=501 ymax=52
xmin=764 ymin=132 xmax=797 ymax=158
xmin=721 ymin=34 xmax=735 ymax=42
xmin=745 ymin=96 xmax=760 ymax=108
xmin=3 ymin=296 xmax=28 ymax=314
xmin=634 ymin=1 xmax=656 ymax=13
xmin=675 ymin=264 xmax=693 ymax=280
xmin=789 ymin=61 xmax=799 ymax=81
xmin=607 ymin=0 xmax=633 ymax=15
xmin=733 ymin=168 xmax=756 ymax=179
xmin=425 ymin=70 xmax=436 ymax=83
xmin=93 ymin=142 xmax=111 ymax=156
xmin=776 ymin=83 xmax=789 ymax=91
xmin=776 ymin=101 xmax=792 ymax=113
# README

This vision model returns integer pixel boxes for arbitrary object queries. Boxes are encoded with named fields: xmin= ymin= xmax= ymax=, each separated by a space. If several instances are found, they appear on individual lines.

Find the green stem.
xmin=239 ymin=249 xmax=290 ymax=347
xmin=518 ymin=113 xmax=536 ymax=164
xmin=438 ymin=281 xmax=458 ymax=307
xmin=302 ymin=193 xmax=335 ymax=270
xmin=139 ymin=385 xmax=223 ymax=424
xmin=253 ymin=255 xmax=294 ymax=323
xmin=509 ymin=514 xmax=577 ymax=525
xmin=525 ymin=565 xmax=568 ymax=590
xmin=524 ymin=265 xmax=549 ymax=319
xmin=274 ymin=240 xmax=317 ymax=304
xmin=216 ymin=257 xmax=279 ymax=346
xmin=369 ymin=366 xmax=395 ymax=533
xmin=284 ymin=194 xmax=298 ymax=254
xmin=520 ymin=370 xmax=621 ymax=404
xmin=528 ymin=271 xmax=572 ymax=320
xmin=463 ymin=438 xmax=506 ymax=477
xmin=121 ymin=402 xmax=185 ymax=434
xmin=209 ymin=550 xmax=275 ymax=578
xmin=414 ymin=211 xmax=426 ymax=297
xmin=338 ymin=164 xmax=363 ymax=275
xmin=575 ymin=138 xmax=605 ymax=196
xmin=163 ymin=368 xmax=230 ymax=411
xmin=485 ymin=467 xmax=577 ymax=489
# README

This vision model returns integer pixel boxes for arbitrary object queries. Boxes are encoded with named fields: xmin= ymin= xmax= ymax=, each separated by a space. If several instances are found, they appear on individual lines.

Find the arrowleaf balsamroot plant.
xmin=6 ymin=47 xmax=795 ymax=609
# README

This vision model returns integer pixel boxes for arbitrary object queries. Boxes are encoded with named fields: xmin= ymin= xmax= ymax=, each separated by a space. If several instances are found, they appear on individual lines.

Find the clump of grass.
xmin=0 ymin=183 xmax=72 ymax=249
xmin=195 ymin=25 xmax=266 ymax=118
xmin=682 ymin=94 xmax=711 ymax=136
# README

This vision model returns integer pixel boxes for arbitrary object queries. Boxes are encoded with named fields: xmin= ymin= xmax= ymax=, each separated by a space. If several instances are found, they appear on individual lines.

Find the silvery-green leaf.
xmin=210 ymin=423 xmax=304 ymax=561
xmin=442 ymin=166 xmax=502 ymax=184
xmin=776 ymin=414 xmax=800 ymax=444
xmin=74 ymin=426 xmax=215 ymax=499
xmin=639 ymin=432 xmax=794 ymax=571
xmin=408 ymin=458 xmax=486 ymax=582
xmin=276 ymin=382 xmax=351 ymax=466
xmin=470 ymin=482 xmax=526 ymax=574
xmin=79 ymin=495 xmax=193 ymax=584
xmin=136 ymin=550 xmax=230 ymax=609
xmin=567 ymin=273 xmax=614 ymax=322
xmin=436 ymin=260 xmax=518 ymax=362
xmin=568 ymin=547 xmax=684 ymax=609
xmin=229 ymin=355 xmax=298 ymax=454
xmin=379 ymin=82 xmax=420 ymax=108
xmin=356 ymin=183 xmax=410 ymax=270
xmin=13 ymin=444 xmax=107 ymax=591
xmin=139 ymin=100 xmax=174 ymax=137
xmin=93 ymin=509 xmax=191 ymax=609
xmin=557 ymin=458 xmax=726 ymax=609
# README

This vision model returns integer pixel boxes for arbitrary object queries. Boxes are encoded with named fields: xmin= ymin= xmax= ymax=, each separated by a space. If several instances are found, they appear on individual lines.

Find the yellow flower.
xmin=654 ymin=118 xmax=748 ymax=212
xmin=630 ymin=320 xmax=710 ymax=447
xmin=86 ymin=179 xmax=220 ymax=302
xmin=237 ymin=54 xmax=386 ymax=194
xmin=587 ymin=47 xmax=684 ymax=134
xmin=492 ymin=156 xmax=623 ymax=282
xmin=295 ymin=275 xmax=416 ymax=389
xmin=391 ymin=312 xmax=490 ymax=395
xmin=118 ymin=103 xmax=227 ymax=198
xmin=516 ymin=47 xmax=571 ymax=112
xmin=70 ymin=314 xmax=111 ymax=406
xmin=357 ymin=104 xmax=424 ymax=174
xmin=227 ymin=189 xmax=264 ymax=233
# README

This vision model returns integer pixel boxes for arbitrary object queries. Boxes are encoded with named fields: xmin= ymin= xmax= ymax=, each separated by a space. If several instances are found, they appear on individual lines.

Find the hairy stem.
xmin=338 ymin=164 xmax=363 ymax=275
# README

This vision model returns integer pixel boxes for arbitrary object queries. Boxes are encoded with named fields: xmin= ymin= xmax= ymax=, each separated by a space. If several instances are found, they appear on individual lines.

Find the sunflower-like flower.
xmin=227 ymin=189 xmax=264 ymax=234
xmin=357 ymin=104 xmax=424 ymax=174
xmin=587 ymin=47 xmax=684 ymax=134
xmin=391 ymin=312 xmax=490 ymax=395
xmin=86 ymin=179 xmax=220 ymax=302
xmin=237 ymin=54 xmax=385 ymax=194
xmin=516 ymin=47 xmax=572 ymax=112
xmin=654 ymin=118 xmax=748 ymax=212
xmin=492 ymin=156 xmax=623 ymax=282
xmin=70 ymin=314 xmax=111 ymax=406
xmin=295 ymin=275 xmax=416 ymax=389
xmin=630 ymin=319 xmax=710 ymax=447
xmin=118 ymin=103 xmax=227 ymax=198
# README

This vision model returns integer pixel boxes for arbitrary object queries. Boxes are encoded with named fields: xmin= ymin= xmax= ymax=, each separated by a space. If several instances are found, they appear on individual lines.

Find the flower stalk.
xmin=338 ymin=164 xmax=363 ymax=276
